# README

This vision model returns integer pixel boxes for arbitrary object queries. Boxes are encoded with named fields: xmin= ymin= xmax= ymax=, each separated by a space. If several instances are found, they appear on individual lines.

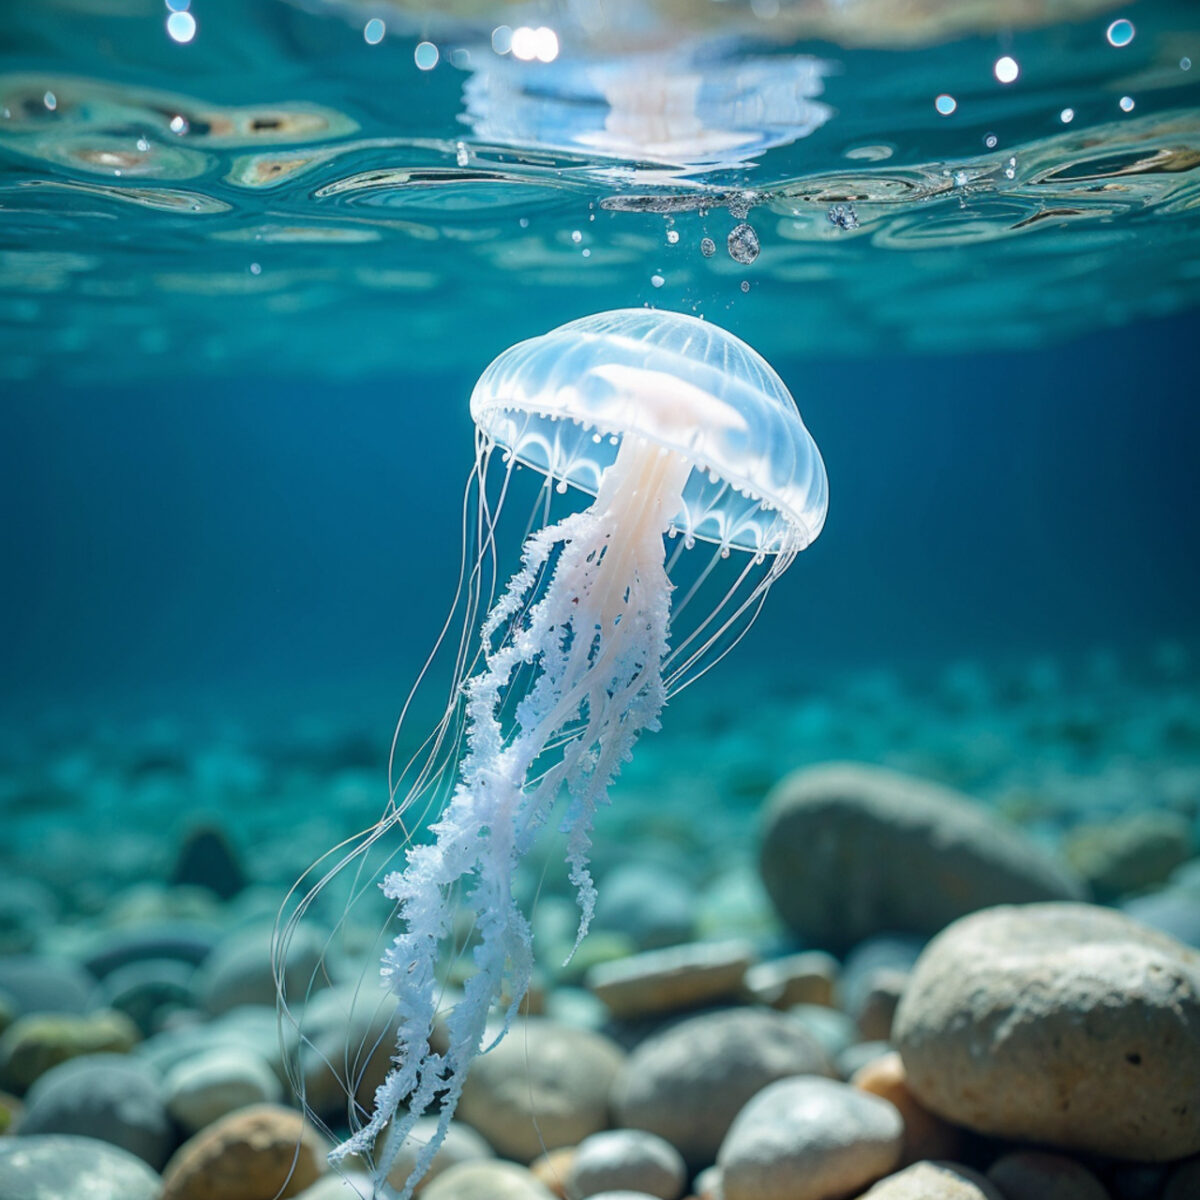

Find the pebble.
xmin=0 ymin=876 xmax=57 ymax=954
xmin=1064 ymin=811 xmax=1192 ymax=900
xmin=530 ymin=1145 xmax=576 ymax=1195
xmin=0 ymin=955 xmax=94 ymax=1016
xmin=851 ymin=1051 xmax=961 ymax=1164
xmin=198 ymin=924 xmax=328 ymax=1015
xmin=160 ymin=1103 xmax=327 ymax=1200
xmin=567 ymin=1129 xmax=687 ymax=1200
xmin=171 ymin=823 xmax=248 ymax=899
xmin=421 ymin=1160 xmax=556 ymax=1200
xmin=853 ymin=969 xmax=907 ymax=1041
xmin=458 ymin=1018 xmax=625 ymax=1161
xmin=894 ymin=903 xmax=1200 ymax=1160
xmin=84 ymin=922 xmax=219 ymax=979
xmin=836 ymin=1040 xmax=891 ymax=1080
xmin=784 ymin=1004 xmax=856 ymax=1059
xmin=164 ymin=1046 xmax=282 ymax=1134
xmin=18 ymin=1052 xmax=173 ymax=1168
xmin=859 ymin=1162 xmax=1004 ymax=1199
xmin=613 ymin=1007 xmax=833 ymax=1170
xmin=716 ymin=1076 xmax=903 ymax=1200
xmin=593 ymin=864 xmax=696 ymax=949
xmin=284 ymin=982 xmax=398 ymax=1118
xmin=743 ymin=951 xmax=837 ymax=1009
xmin=0 ymin=1008 xmax=140 ymax=1092
xmin=759 ymin=763 xmax=1084 ymax=950
xmin=587 ymin=940 xmax=755 ymax=1020
xmin=0 ymin=1133 xmax=162 ymax=1200
xmin=97 ymin=957 xmax=198 ymax=1034
xmin=384 ymin=1116 xmax=495 ymax=1193
xmin=986 ymin=1151 xmax=1111 ymax=1200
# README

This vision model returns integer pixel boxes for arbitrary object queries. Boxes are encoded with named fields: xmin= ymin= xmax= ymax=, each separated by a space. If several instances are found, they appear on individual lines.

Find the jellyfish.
xmin=279 ymin=308 xmax=827 ymax=1198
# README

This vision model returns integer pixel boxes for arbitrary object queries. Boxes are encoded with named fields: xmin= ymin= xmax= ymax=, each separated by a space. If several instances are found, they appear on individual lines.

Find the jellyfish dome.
xmin=472 ymin=308 xmax=827 ymax=554
xmin=279 ymin=309 xmax=827 ymax=1200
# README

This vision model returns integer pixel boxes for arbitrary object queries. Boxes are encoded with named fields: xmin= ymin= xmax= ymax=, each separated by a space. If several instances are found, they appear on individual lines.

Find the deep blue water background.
xmin=4 ymin=307 xmax=1198 ymax=724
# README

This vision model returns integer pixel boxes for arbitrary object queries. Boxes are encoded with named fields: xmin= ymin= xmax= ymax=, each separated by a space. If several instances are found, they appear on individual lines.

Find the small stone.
xmin=613 ymin=1007 xmax=833 ymax=1170
xmin=717 ymin=1076 xmax=903 ymax=1200
xmin=164 ymin=1047 xmax=282 ymax=1134
xmin=860 ymin=1162 xmax=1003 ymax=1199
xmin=0 ymin=955 xmax=94 ymax=1016
xmin=0 ymin=1133 xmax=161 ymax=1200
xmin=530 ymin=1146 xmax=575 ymax=1196
xmin=160 ymin=1103 xmax=327 ymax=1200
xmin=421 ymin=1160 xmax=556 ymax=1200
xmin=198 ymin=923 xmax=327 ymax=1015
xmin=784 ymin=1004 xmax=856 ymax=1060
xmin=567 ymin=1129 xmax=687 ymax=1200
xmin=694 ymin=1166 xmax=723 ymax=1200
xmin=588 ymin=940 xmax=755 ymax=1019
xmin=171 ymin=823 xmax=248 ymax=899
xmin=0 ymin=876 xmax=57 ymax=954
xmin=0 ymin=1008 xmax=140 ymax=1092
xmin=85 ymin=922 xmax=220 ymax=979
xmin=987 ymin=1151 xmax=1110 ymax=1200
xmin=459 ymin=1019 xmax=625 ymax=1161
xmin=851 ymin=1052 xmax=961 ymax=1165
xmin=760 ymin=764 xmax=1084 ymax=950
xmin=895 ymin=903 xmax=1200 ymax=1161
xmin=743 ymin=952 xmax=837 ymax=1009
xmin=384 ymin=1117 xmax=495 ymax=1193
xmin=19 ymin=1052 xmax=173 ymax=1168
xmin=97 ymin=957 xmax=197 ymax=1035
xmin=1065 ymin=812 xmax=1193 ymax=901
xmin=836 ymin=1040 xmax=891 ymax=1080
xmin=594 ymin=864 xmax=696 ymax=949
xmin=0 ymin=1088 xmax=20 ymax=1134
xmin=854 ymin=969 xmax=907 ymax=1042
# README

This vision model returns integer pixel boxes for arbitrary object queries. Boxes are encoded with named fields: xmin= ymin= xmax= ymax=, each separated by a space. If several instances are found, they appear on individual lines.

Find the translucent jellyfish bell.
xmin=471 ymin=308 xmax=827 ymax=555
xmin=278 ymin=309 xmax=827 ymax=1200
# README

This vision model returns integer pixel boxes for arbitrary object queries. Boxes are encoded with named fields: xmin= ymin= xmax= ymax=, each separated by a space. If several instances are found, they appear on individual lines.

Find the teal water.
xmin=2 ymin=0 xmax=1199 ymax=385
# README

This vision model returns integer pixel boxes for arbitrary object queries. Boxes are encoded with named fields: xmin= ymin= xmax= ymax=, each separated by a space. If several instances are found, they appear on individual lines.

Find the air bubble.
xmin=363 ymin=18 xmax=385 ymax=44
xmin=1060 ymin=108 xmax=1075 ymax=124
xmin=935 ymin=94 xmax=957 ymax=116
xmin=1106 ymin=18 xmax=1135 ymax=48
xmin=650 ymin=274 xmax=665 ymax=288
xmin=727 ymin=223 xmax=760 ymax=265
xmin=699 ymin=237 xmax=716 ymax=258
xmin=43 ymin=91 xmax=57 ymax=111
xmin=1119 ymin=95 xmax=1135 ymax=112
xmin=740 ymin=280 xmax=750 ymax=293
xmin=455 ymin=141 xmax=469 ymax=167
xmin=166 ymin=10 xmax=196 ymax=43
xmin=136 ymin=137 xmax=150 ymax=153
xmin=666 ymin=230 xmax=679 ymax=245
xmin=570 ymin=230 xmax=582 ymax=244
xmin=984 ymin=132 xmax=998 ymax=149
xmin=249 ymin=262 xmax=262 ymax=275
xmin=415 ymin=41 xmax=439 ymax=70
xmin=169 ymin=114 xmax=189 ymax=135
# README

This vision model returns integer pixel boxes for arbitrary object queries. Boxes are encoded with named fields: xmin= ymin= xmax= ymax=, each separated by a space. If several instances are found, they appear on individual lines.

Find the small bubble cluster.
xmin=827 ymin=204 xmax=859 ymax=230
xmin=727 ymin=223 xmax=760 ymax=265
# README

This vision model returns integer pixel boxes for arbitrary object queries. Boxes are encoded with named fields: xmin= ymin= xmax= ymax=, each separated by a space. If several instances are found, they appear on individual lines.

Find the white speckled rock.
xmin=164 ymin=1047 xmax=282 ymax=1133
xmin=587 ymin=940 xmax=755 ymax=1020
xmin=421 ymin=1160 xmax=556 ymax=1200
xmin=19 ymin=1052 xmax=173 ymax=1169
xmin=716 ymin=1076 xmax=903 ymax=1200
xmin=860 ymin=1162 xmax=1004 ymax=1199
xmin=567 ymin=1129 xmax=686 ymax=1200
xmin=458 ymin=1018 xmax=625 ymax=1161
xmin=613 ymin=1007 xmax=833 ymax=1170
xmin=986 ymin=1151 xmax=1111 ymax=1200
xmin=385 ymin=1116 xmax=494 ymax=1193
xmin=894 ymin=903 xmax=1200 ymax=1161
xmin=0 ymin=1133 xmax=161 ymax=1200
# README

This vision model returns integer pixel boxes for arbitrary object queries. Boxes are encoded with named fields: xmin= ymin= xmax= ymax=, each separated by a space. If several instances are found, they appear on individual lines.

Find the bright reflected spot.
xmin=1106 ymin=19 xmax=1135 ymax=48
xmin=363 ymin=18 xmax=385 ymax=45
xmin=166 ymin=10 xmax=196 ymax=43
xmin=511 ymin=26 xmax=559 ymax=63
xmin=415 ymin=41 xmax=439 ymax=70
xmin=169 ymin=114 xmax=189 ymax=134
xmin=935 ymin=94 xmax=957 ymax=116
xmin=994 ymin=56 xmax=1019 ymax=84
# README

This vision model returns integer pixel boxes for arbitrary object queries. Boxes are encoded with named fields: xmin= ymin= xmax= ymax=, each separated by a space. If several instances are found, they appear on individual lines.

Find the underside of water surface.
xmin=2 ymin=0 xmax=1199 ymax=383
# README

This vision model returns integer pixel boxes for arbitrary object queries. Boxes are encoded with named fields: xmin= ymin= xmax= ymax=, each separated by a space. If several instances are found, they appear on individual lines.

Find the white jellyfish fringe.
xmin=275 ymin=433 xmax=797 ymax=1200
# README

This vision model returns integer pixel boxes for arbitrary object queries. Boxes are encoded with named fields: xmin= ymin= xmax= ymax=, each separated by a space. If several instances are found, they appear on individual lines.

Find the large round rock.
xmin=612 ymin=1007 xmax=833 ymax=1170
xmin=895 ymin=903 xmax=1200 ymax=1161
xmin=458 ymin=1018 xmax=624 ymax=1161
xmin=0 ymin=1133 xmax=161 ymax=1200
xmin=717 ymin=1076 xmax=903 ymax=1200
xmin=759 ymin=764 xmax=1084 ymax=949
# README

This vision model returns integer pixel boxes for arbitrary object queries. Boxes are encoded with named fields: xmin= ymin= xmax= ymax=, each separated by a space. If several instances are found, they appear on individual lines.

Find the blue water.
xmin=1 ymin=2 xmax=1199 ymax=821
